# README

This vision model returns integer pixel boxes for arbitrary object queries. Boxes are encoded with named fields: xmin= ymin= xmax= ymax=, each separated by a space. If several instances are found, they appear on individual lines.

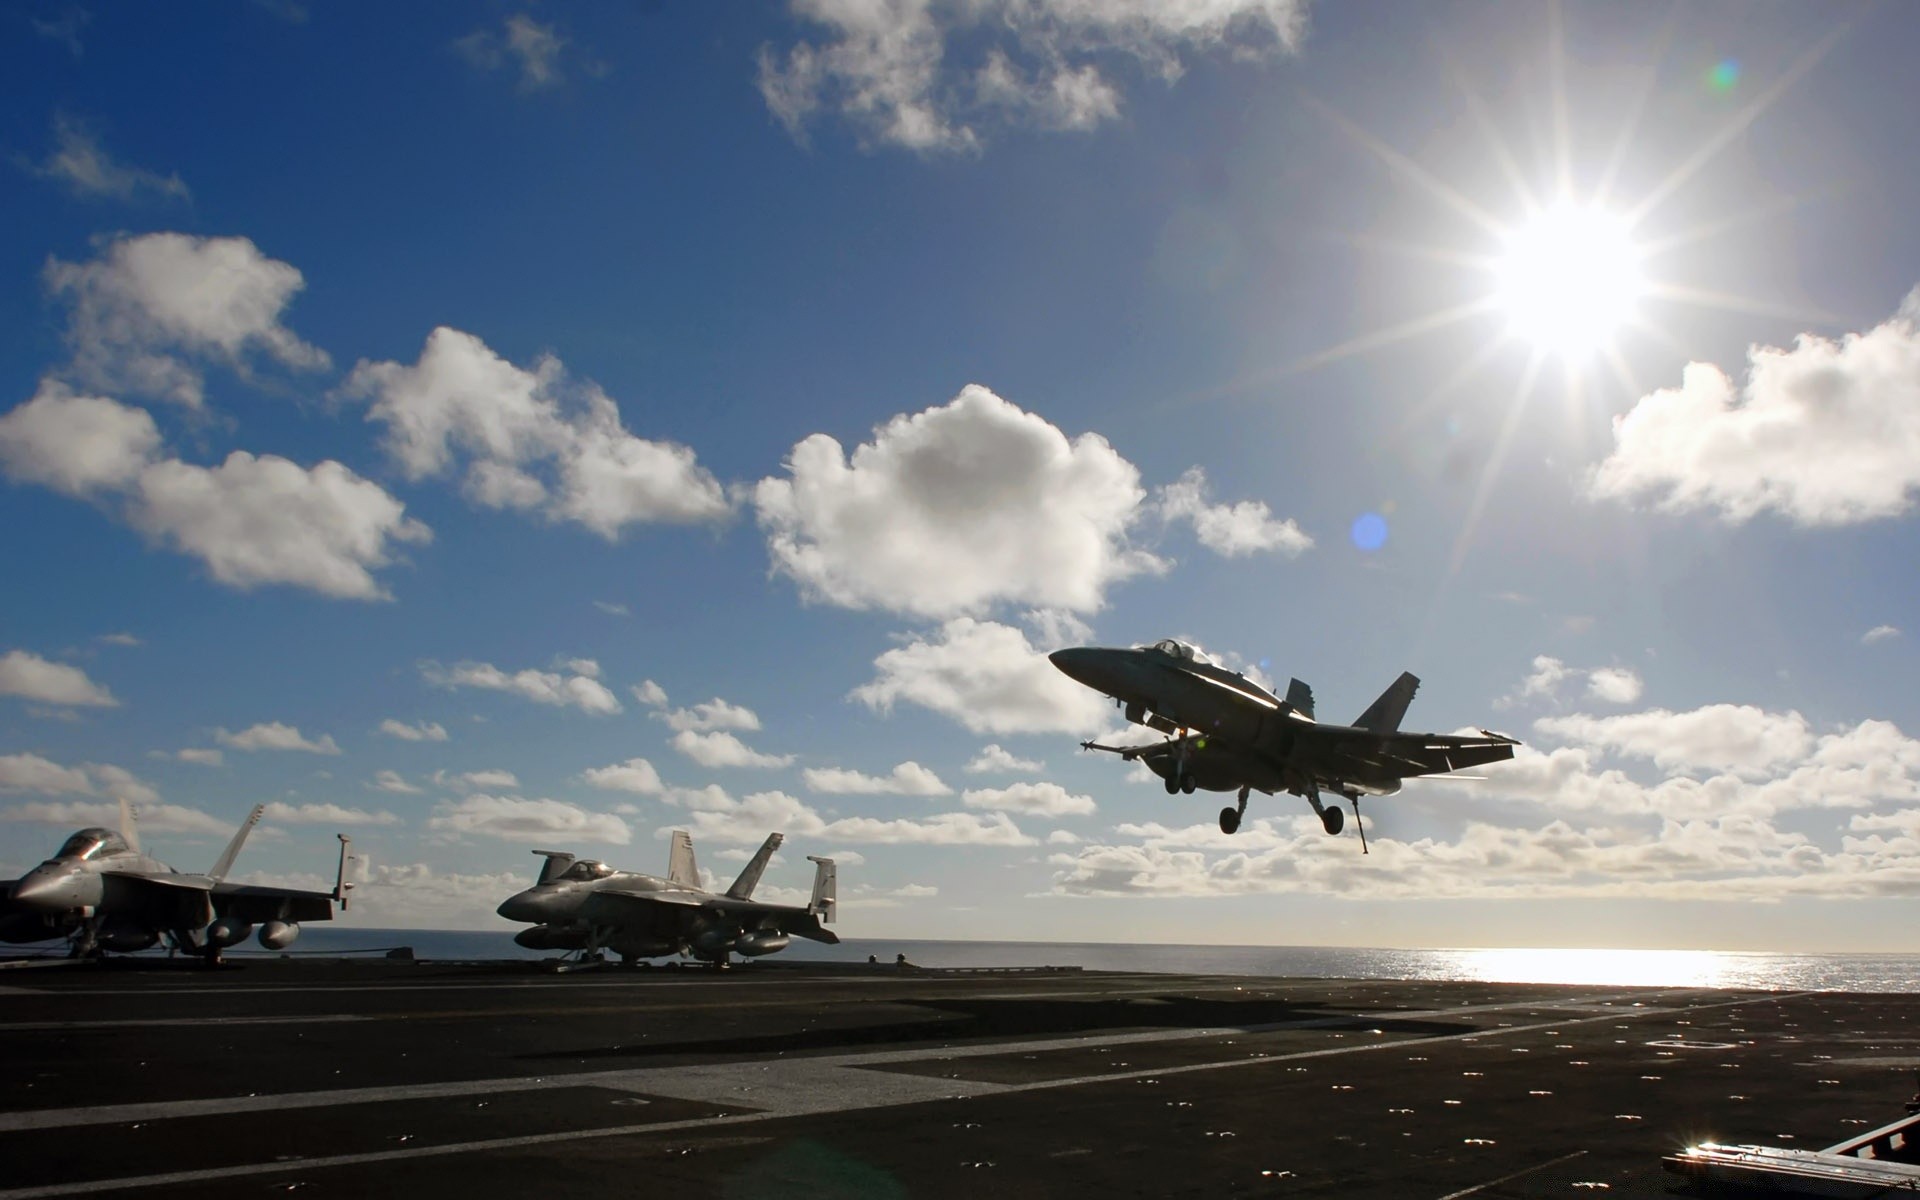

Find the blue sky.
xmin=4 ymin=1 xmax=1918 ymax=951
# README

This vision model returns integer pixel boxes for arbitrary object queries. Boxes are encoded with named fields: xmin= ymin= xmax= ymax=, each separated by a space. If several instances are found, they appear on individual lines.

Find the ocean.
xmin=240 ymin=928 xmax=1920 ymax=993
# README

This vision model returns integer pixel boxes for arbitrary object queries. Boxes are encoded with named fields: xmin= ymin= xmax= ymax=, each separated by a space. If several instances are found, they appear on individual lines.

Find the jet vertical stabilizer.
xmin=533 ymin=851 xmax=576 ymax=885
xmin=725 ymin=832 xmax=783 ymax=899
xmin=208 ymin=804 xmax=266 ymax=881
xmin=806 ymin=856 xmax=837 ymax=923
xmin=119 ymin=796 xmax=142 ymax=854
xmin=666 ymin=830 xmax=699 ymax=888
xmin=1286 ymin=678 xmax=1315 ymax=719
xmin=1354 ymin=671 xmax=1420 ymax=732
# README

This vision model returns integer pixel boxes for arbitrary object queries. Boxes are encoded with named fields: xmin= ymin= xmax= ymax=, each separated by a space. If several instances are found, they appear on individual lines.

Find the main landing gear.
xmin=1302 ymin=789 xmax=1368 ymax=852
xmin=1218 ymin=786 xmax=1250 ymax=835
xmin=1163 ymin=733 xmax=1198 ymax=795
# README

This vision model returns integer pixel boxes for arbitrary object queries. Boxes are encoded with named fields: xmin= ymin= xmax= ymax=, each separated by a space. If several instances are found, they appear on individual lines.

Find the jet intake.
xmin=734 ymin=931 xmax=789 ymax=957
xmin=258 ymin=921 xmax=299 ymax=950
xmin=206 ymin=917 xmax=253 ymax=948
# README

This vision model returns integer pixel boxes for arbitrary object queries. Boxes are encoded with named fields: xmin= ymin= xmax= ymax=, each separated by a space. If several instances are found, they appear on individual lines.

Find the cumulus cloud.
xmin=1535 ymin=705 xmax=1812 ymax=777
xmin=45 ymin=232 xmax=328 ymax=408
xmin=454 ymin=14 xmax=577 ymax=90
xmin=582 ymin=757 xmax=664 ymax=795
xmin=369 ymin=770 xmax=422 ymax=794
xmin=378 ymin=718 xmax=448 ymax=742
xmin=671 ymin=730 xmax=795 ymax=769
xmin=853 ymin=617 xmax=1111 ymax=734
xmin=344 ymin=327 xmax=730 ymax=538
xmin=753 ymin=385 xmax=1164 ymax=618
xmin=1863 ymin=625 xmax=1901 ymax=646
xmin=803 ymin=761 xmax=950 ymax=795
xmin=658 ymin=698 xmax=760 ymax=733
xmin=1585 ymin=666 xmax=1644 ymax=705
xmin=1156 ymin=467 xmax=1311 ymax=557
xmin=335 ymin=860 xmax=531 ymax=929
xmin=758 ymin=0 xmax=1308 ymax=153
xmin=428 ymin=794 xmax=629 ymax=844
xmin=263 ymin=801 xmax=400 ymax=826
xmin=435 ymin=768 xmax=520 ymax=791
xmin=966 ymin=743 xmax=1044 ymax=774
xmin=660 ymin=784 xmax=1036 ymax=846
xmin=0 ymin=650 xmax=117 ymax=707
xmin=215 ymin=722 xmax=341 ymax=755
xmin=961 ymin=781 xmax=1095 ymax=817
xmin=1591 ymin=287 xmax=1920 ymax=526
xmin=0 ymin=381 xmax=430 ymax=600
xmin=0 ymin=798 xmax=229 ymax=837
xmin=1499 ymin=655 xmax=1642 ymax=708
xmin=172 ymin=748 xmax=223 ymax=767
xmin=26 ymin=114 xmax=189 ymax=202
xmin=420 ymin=658 xmax=622 ymax=715
xmin=631 ymin=679 xmax=668 ymax=708
xmin=0 ymin=753 xmax=160 ymax=813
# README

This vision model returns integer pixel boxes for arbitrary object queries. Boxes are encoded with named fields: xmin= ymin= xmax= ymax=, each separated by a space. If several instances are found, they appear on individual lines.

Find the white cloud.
xmin=420 ymin=659 xmax=622 ymax=715
xmin=891 ymin=883 xmax=939 ymax=898
xmin=378 ymin=718 xmax=449 ymax=742
xmin=98 ymin=632 xmax=140 ymax=647
xmin=966 ymin=743 xmax=1044 ymax=774
xmin=454 ymin=14 xmax=572 ymax=90
xmin=803 ymin=761 xmax=950 ymax=795
xmin=1047 ymin=829 xmax=1081 ymax=845
xmin=0 ymin=799 xmax=229 ymax=837
xmin=344 ymin=327 xmax=730 ymax=537
xmin=582 ymin=757 xmax=664 ymax=795
xmin=215 ymin=722 xmax=342 ymax=755
xmin=1863 ymin=625 xmax=1901 ymax=646
xmin=435 ymin=768 xmax=520 ymax=791
xmin=0 ymin=753 xmax=158 ymax=807
xmin=631 ymin=679 xmax=668 ymax=708
xmin=593 ymin=600 xmax=629 ymax=617
xmin=30 ymin=8 xmax=88 ymax=56
xmin=173 ymin=748 xmax=223 ymax=767
xmin=262 ymin=801 xmax=400 ymax=826
xmin=1591 ymin=287 xmax=1920 ymax=526
xmin=852 ymin=617 xmax=1111 ymax=735
xmin=1585 ymin=666 xmax=1644 ymax=705
xmin=961 ymin=781 xmax=1095 ymax=817
xmin=1156 ymin=467 xmax=1311 ymax=558
xmin=671 ymin=730 xmax=795 ymax=769
xmin=338 ymin=860 xmax=531 ymax=930
xmin=758 ymin=0 xmax=1307 ymax=153
xmin=428 ymin=794 xmax=629 ymax=845
xmin=0 ymin=650 xmax=117 ymax=707
xmin=820 ymin=809 xmax=1037 ymax=846
xmin=659 ymin=698 xmax=760 ymax=733
xmin=45 ymin=232 xmax=328 ymax=408
xmin=0 ymin=382 xmax=431 ymax=601
xmin=369 ymin=770 xmax=422 ymax=795
xmin=1535 ymin=705 xmax=1812 ymax=776
xmin=660 ymin=784 xmax=1034 ymax=846
xmin=27 ymin=114 xmax=189 ymax=202
xmin=753 ymin=385 xmax=1164 ymax=618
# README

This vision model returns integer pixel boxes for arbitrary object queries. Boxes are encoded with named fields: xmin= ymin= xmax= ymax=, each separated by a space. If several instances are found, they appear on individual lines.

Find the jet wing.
xmin=210 ymin=883 xmax=340 ymax=923
xmin=1311 ymin=728 xmax=1519 ymax=778
xmin=581 ymin=889 xmax=840 ymax=944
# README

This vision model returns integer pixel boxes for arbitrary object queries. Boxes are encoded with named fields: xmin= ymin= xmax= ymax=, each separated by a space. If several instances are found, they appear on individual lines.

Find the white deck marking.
xmin=3 ymin=1015 xmax=372 ymax=1032
xmin=0 ymin=989 xmax=1804 ymax=1199
xmin=1433 ymin=1150 xmax=1589 ymax=1199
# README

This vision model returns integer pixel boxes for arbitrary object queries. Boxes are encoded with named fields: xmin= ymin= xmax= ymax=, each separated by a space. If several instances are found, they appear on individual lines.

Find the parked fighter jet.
xmin=0 ymin=801 xmax=352 ymax=962
xmin=1051 ymin=639 xmax=1518 ymax=846
xmin=496 ymin=831 xmax=836 ymax=966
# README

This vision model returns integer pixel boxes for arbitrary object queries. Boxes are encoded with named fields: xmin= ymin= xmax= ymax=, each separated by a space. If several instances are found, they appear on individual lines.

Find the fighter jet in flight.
xmin=1 ymin=801 xmax=352 ymax=962
xmin=497 ymin=831 xmax=837 ymax=966
xmin=1051 ymin=639 xmax=1518 ymax=846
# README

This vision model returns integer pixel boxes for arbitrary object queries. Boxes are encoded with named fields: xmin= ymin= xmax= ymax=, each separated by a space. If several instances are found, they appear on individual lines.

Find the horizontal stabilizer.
xmin=1354 ymin=671 xmax=1420 ymax=732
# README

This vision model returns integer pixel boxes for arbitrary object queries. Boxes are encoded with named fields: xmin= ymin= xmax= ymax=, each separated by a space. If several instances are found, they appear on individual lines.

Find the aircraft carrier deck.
xmin=1 ymin=957 xmax=1915 ymax=1198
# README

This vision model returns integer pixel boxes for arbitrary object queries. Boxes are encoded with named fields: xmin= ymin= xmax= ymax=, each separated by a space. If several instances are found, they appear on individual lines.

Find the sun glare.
xmin=1494 ymin=203 xmax=1643 ymax=359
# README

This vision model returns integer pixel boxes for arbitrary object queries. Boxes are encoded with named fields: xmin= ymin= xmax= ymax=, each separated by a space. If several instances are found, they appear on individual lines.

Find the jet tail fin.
xmin=208 ymin=804 xmax=265 ymax=881
xmin=725 ymin=832 xmax=783 ymax=899
xmin=806 ymin=855 xmax=837 ymax=924
xmin=119 ymin=796 xmax=142 ymax=855
xmin=666 ymin=830 xmax=699 ymax=888
xmin=1285 ymin=678 xmax=1315 ymax=719
xmin=1354 ymin=671 xmax=1420 ymax=732
xmin=532 ymin=850 xmax=576 ymax=885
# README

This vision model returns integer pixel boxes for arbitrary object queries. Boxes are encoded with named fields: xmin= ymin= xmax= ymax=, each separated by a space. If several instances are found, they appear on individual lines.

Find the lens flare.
xmin=1351 ymin=512 xmax=1388 ymax=551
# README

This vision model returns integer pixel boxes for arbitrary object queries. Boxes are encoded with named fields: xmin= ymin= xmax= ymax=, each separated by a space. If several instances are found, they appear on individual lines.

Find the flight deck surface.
xmin=1 ymin=959 xmax=1914 ymax=1198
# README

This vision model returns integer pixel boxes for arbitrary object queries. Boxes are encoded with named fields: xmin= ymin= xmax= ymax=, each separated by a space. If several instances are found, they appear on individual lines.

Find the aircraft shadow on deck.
xmin=519 ymin=994 xmax=1471 ymax=1063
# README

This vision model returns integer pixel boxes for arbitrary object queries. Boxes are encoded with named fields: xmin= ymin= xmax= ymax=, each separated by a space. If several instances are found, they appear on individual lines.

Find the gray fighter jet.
xmin=1051 ymin=639 xmax=1518 ymax=846
xmin=0 ymin=801 xmax=352 ymax=962
xmin=497 ymin=831 xmax=837 ymax=966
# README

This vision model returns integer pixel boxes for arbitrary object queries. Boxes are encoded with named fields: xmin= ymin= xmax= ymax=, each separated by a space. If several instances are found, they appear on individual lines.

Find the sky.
xmin=3 ymin=0 xmax=1918 ymax=952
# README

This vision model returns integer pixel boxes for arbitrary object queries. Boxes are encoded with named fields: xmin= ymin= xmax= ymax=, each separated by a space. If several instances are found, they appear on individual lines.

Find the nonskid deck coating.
xmin=1 ymin=959 xmax=1916 ymax=1198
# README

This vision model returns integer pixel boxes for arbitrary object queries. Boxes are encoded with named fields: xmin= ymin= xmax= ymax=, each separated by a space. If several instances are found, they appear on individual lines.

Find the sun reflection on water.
xmin=1446 ymin=947 xmax=1731 ymax=988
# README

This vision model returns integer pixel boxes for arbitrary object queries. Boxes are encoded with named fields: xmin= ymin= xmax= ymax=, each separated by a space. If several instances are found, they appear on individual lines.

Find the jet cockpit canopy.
xmin=561 ymin=859 xmax=615 ymax=882
xmin=1146 ymin=639 xmax=1214 ymax=665
xmin=56 ymin=828 xmax=128 ymax=860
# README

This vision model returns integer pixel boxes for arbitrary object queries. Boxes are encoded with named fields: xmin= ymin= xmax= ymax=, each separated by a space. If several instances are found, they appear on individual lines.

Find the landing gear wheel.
xmin=1218 ymin=807 xmax=1241 ymax=835
xmin=1163 ymin=773 xmax=1180 ymax=795
xmin=1321 ymin=806 xmax=1345 ymax=836
xmin=1180 ymin=775 xmax=1197 ymax=794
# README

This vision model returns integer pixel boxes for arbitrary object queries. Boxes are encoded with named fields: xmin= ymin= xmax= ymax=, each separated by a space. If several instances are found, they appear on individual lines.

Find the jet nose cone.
xmin=496 ymin=892 xmax=542 ymax=923
xmin=10 ymin=867 xmax=73 ymax=912
xmin=1048 ymin=647 xmax=1096 ymax=681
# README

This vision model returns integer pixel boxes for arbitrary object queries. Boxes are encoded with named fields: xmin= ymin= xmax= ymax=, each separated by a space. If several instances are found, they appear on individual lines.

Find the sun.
xmin=1493 ymin=202 xmax=1643 ymax=360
